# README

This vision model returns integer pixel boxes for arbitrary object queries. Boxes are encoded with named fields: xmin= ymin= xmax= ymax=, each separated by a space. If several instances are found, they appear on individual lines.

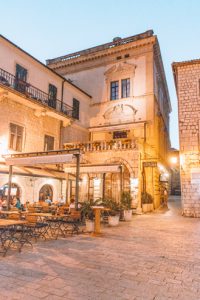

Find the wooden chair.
xmin=26 ymin=214 xmax=48 ymax=241
xmin=62 ymin=210 xmax=82 ymax=235
xmin=28 ymin=207 xmax=36 ymax=213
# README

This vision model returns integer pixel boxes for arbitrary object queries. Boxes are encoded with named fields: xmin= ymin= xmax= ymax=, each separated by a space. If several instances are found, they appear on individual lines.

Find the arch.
xmin=39 ymin=184 xmax=53 ymax=201
xmin=0 ymin=182 xmax=22 ymax=200
xmin=104 ymin=157 xmax=134 ymax=177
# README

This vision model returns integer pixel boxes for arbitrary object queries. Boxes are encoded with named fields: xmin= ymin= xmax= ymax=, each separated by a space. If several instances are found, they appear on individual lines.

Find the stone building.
xmin=0 ymin=34 xmax=90 ymax=204
xmin=172 ymin=59 xmax=200 ymax=216
xmin=47 ymin=30 xmax=171 ymax=209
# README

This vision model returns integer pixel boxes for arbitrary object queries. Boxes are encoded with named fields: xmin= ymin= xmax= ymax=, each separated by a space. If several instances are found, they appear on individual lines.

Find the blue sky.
xmin=1 ymin=0 xmax=200 ymax=149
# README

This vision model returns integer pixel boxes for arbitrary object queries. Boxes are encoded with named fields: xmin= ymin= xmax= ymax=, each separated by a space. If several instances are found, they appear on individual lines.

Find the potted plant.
xmin=121 ymin=191 xmax=132 ymax=221
xmin=141 ymin=192 xmax=154 ymax=213
xmin=102 ymin=198 xmax=120 ymax=226
xmin=81 ymin=199 xmax=102 ymax=232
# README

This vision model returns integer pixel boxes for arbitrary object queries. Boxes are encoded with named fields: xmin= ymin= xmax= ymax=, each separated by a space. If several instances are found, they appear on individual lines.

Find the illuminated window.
xmin=44 ymin=135 xmax=54 ymax=151
xmin=121 ymin=78 xmax=130 ymax=98
xmin=113 ymin=131 xmax=127 ymax=139
xmin=110 ymin=81 xmax=119 ymax=100
xmin=9 ymin=123 xmax=24 ymax=152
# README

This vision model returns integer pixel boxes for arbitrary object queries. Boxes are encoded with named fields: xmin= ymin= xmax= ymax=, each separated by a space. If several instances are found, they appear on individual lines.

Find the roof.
xmin=46 ymin=30 xmax=154 ymax=65
xmin=0 ymin=34 xmax=92 ymax=98
xmin=172 ymin=59 xmax=200 ymax=70
xmin=172 ymin=59 xmax=200 ymax=91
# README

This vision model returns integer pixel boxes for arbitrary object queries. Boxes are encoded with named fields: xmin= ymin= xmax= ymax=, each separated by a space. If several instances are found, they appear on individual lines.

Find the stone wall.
xmin=0 ymin=174 xmax=64 ymax=204
xmin=174 ymin=62 xmax=200 ymax=216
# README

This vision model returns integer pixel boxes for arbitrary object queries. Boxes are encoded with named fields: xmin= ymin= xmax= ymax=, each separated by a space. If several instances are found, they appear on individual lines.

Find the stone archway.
xmin=103 ymin=157 xmax=134 ymax=202
xmin=39 ymin=184 xmax=53 ymax=201
xmin=0 ymin=182 xmax=22 ymax=201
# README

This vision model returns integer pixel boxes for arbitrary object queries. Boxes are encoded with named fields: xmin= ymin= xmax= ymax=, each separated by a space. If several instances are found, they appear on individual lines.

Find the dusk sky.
xmin=1 ymin=0 xmax=200 ymax=149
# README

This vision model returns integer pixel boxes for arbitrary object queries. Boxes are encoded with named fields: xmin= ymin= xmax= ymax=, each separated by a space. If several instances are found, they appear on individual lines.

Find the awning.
xmin=0 ymin=163 xmax=68 ymax=179
xmin=65 ymin=164 xmax=121 ymax=174
xmin=4 ymin=153 xmax=74 ymax=166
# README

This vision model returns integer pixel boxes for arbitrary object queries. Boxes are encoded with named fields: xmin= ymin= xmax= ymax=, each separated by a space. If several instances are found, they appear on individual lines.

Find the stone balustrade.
xmin=64 ymin=139 xmax=137 ymax=152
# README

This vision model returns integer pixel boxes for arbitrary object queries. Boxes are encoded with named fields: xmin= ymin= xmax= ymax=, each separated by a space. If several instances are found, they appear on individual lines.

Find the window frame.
xmin=110 ymin=80 xmax=119 ymax=100
xmin=9 ymin=123 xmax=24 ymax=152
xmin=121 ymin=78 xmax=130 ymax=98
xmin=72 ymin=98 xmax=80 ymax=120
xmin=44 ymin=134 xmax=55 ymax=151
xmin=48 ymin=84 xmax=57 ymax=109
xmin=113 ymin=131 xmax=128 ymax=139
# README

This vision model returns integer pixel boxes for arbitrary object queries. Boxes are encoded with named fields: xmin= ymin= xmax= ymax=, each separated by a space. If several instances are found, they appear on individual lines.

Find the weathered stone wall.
xmin=175 ymin=63 xmax=200 ymax=216
xmin=0 ymin=98 xmax=61 ymax=153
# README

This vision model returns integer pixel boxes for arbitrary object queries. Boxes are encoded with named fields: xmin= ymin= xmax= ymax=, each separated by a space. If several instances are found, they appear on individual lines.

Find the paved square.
xmin=0 ymin=197 xmax=200 ymax=300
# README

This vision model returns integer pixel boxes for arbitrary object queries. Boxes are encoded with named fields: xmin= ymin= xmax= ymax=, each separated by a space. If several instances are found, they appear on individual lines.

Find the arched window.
xmin=0 ymin=183 xmax=21 ymax=199
xmin=39 ymin=184 xmax=53 ymax=201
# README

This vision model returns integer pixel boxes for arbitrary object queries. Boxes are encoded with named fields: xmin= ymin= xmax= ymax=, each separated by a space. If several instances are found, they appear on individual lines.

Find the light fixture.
xmin=93 ymin=177 xmax=101 ymax=187
xmin=170 ymin=157 xmax=178 ymax=164
xmin=130 ymin=178 xmax=138 ymax=188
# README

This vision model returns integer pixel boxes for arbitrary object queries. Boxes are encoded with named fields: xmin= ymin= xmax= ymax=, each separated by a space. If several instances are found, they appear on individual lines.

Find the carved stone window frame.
xmin=104 ymin=62 xmax=136 ymax=101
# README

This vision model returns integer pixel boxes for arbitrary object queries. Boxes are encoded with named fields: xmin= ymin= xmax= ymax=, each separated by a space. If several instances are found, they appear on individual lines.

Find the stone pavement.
xmin=0 ymin=196 xmax=200 ymax=300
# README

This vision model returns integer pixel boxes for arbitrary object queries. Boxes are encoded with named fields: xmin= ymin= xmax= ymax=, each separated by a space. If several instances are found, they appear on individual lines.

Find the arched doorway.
xmin=104 ymin=165 xmax=130 ymax=202
xmin=39 ymin=184 xmax=53 ymax=201
xmin=0 ymin=183 xmax=21 ymax=200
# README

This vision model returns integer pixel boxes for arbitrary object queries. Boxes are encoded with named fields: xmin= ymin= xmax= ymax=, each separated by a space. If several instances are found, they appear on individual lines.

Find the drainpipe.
xmin=59 ymin=80 xmax=65 ymax=150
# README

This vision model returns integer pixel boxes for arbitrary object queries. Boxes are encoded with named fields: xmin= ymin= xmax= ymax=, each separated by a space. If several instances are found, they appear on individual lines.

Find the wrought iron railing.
xmin=64 ymin=139 xmax=137 ymax=152
xmin=0 ymin=68 xmax=74 ymax=117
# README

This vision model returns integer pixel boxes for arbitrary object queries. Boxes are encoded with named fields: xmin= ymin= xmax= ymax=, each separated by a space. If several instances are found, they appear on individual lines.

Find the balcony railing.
xmin=0 ymin=68 xmax=73 ymax=117
xmin=64 ymin=139 xmax=137 ymax=152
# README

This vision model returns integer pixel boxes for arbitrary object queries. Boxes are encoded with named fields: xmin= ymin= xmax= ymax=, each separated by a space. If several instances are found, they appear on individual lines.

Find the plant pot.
xmin=142 ymin=203 xmax=153 ymax=213
xmin=142 ymin=203 xmax=149 ymax=213
xmin=148 ymin=203 xmax=154 ymax=212
xmin=124 ymin=210 xmax=132 ymax=221
xmin=108 ymin=215 xmax=120 ymax=226
xmin=85 ymin=220 xmax=95 ymax=232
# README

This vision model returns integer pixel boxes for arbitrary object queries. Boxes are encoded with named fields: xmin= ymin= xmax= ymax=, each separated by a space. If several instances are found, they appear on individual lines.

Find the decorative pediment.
xmin=103 ymin=104 xmax=137 ymax=123
xmin=104 ymin=63 xmax=136 ymax=78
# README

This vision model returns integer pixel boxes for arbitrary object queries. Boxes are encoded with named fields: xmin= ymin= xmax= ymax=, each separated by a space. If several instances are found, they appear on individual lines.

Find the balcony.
xmin=64 ymin=139 xmax=137 ymax=152
xmin=0 ymin=68 xmax=73 ymax=118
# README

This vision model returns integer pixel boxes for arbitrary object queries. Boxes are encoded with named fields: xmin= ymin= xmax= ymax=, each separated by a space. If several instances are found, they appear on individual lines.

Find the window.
xmin=48 ymin=84 xmax=57 ymax=109
xmin=72 ymin=98 xmax=80 ymax=120
xmin=121 ymin=78 xmax=130 ymax=98
xmin=9 ymin=123 xmax=24 ymax=151
xmin=110 ymin=81 xmax=119 ymax=100
xmin=15 ymin=64 xmax=28 ymax=93
xmin=113 ymin=131 xmax=127 ymax=139
xmin=44 ymin=135 xmax=54 ymax=151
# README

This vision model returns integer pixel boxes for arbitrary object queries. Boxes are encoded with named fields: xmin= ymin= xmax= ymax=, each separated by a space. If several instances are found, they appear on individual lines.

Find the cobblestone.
xmin=0 ymin=197 xmax=200 ymax=299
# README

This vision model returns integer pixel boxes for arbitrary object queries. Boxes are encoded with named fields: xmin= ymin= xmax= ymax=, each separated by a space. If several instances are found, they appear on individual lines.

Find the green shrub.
xmin=141 ymin=192 xmax=153 ymax=204
xmin=121 ymin=191 xmax=132 ymax=210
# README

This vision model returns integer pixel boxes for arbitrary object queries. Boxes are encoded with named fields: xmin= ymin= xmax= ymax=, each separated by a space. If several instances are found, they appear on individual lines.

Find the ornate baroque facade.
xmin=47 ymin=30 xmax=171 ymax=209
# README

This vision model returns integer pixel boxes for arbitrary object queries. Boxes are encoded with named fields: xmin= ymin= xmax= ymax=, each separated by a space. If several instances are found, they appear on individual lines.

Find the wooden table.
xmin=27 ymin=212 xmax=52 ymax=217
xmin=91 ymin=206 xmax=110 ymax=236
xmin=0 ymin=210 xmax=19 ymax=215
xmin=0 ymin=219 xmax=27 ymax=226
xmin=0 ymin=210 xmax=28 ymax=217
xmin=27 ymin=212 xmax=53 ymax=221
